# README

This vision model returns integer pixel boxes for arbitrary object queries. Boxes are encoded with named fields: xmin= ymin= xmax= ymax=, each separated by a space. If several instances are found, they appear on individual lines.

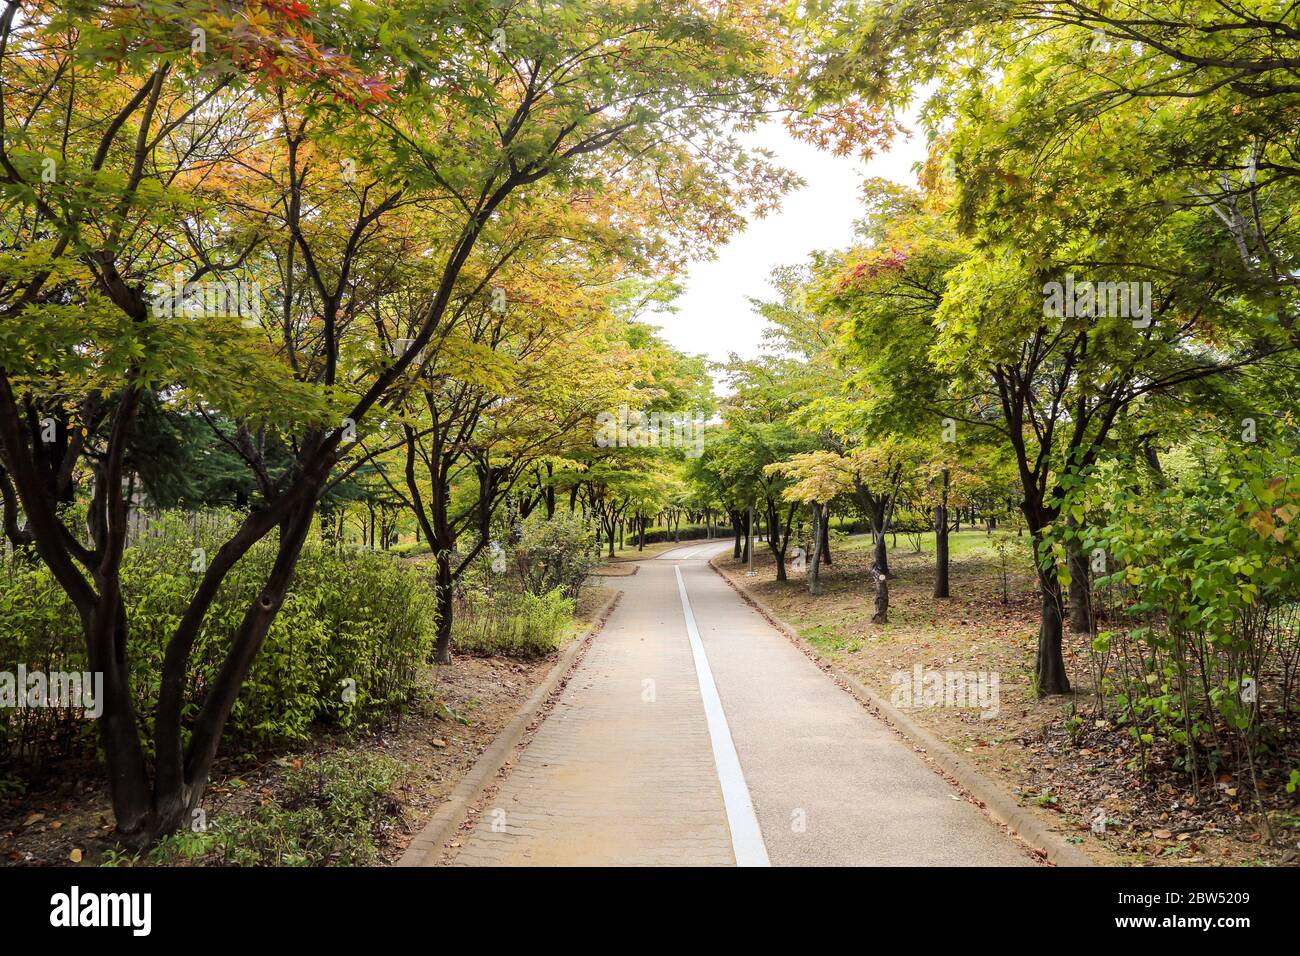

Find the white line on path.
xmin=674 ymin=564 xmax=770 ymax=867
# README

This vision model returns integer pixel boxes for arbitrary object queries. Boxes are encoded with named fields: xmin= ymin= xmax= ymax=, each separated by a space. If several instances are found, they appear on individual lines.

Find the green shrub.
xmin=1056 ymin=450 xmax=1300 ymax=791
xmin=1 ymin=510 xmax=437 ymax=763
xmin=0 ymin=557 xmax=89 ymax=761
xmin=453 ymin=587 xmax=574 ymax=658
xmin=506 ymin=510 xmax=599 ymax=599
xmin=109 ymin=750 xmax=406 ymax=867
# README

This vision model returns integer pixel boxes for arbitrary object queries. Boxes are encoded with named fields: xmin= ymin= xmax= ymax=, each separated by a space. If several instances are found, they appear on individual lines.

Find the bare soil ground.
xmin=718 ymin=535 xmax=1300 ymax=867
xmin=0 ymin=586 xmax=615 ymax=867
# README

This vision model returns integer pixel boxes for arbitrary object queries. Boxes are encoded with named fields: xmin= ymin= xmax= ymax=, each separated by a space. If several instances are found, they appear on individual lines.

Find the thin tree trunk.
xmin=1067 ymin=517 xmax=1092 ymax=632
xmin=872 ymin=569 xmax=888 ymax=624
xmin=1036 ymin=569 xmax=1071 ymax=694
xmin=767 ymin=502 xmax=790 ymax=581
xmin=87 ymin=596 xmax=154 ymax=845
xmin=433 ymin=550 xmax=454 ymax=665
xmin=873 ymin=529 xmax=889 ymax=578
xmin=808 ymin=501 xmax=823 ymax=595
xmin=933 ymin=468 xmax=950 ymax=599
xmin=180 ymin=502 xmax=317 ymax=822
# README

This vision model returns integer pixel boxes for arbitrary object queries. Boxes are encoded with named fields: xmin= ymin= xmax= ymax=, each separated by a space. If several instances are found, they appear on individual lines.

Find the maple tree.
xmin=0 ymin=0 xmax=813 ymax=845
xmin=794 ymin=6 xmax=1299 ymax=695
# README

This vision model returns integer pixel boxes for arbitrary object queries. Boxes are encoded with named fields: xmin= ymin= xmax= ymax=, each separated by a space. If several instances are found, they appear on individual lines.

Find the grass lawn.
xmin=834 ymin=527 xmax=1023 ymax=561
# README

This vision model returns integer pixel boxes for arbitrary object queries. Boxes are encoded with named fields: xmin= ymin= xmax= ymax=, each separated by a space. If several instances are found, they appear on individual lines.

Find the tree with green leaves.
xmin=766 ymin=450 xmax=854 ymax=594
xmin=823 ymin=104 xmax=1288 ymax=692
xmin=706 ymin=419 xmax=813 ymax=580
xmin=0 ymin=0 xmax=803 ymax=845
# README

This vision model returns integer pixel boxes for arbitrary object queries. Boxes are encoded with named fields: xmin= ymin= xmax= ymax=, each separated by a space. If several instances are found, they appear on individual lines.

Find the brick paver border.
xmin=396 ymin=589 xmax=623 ymax=866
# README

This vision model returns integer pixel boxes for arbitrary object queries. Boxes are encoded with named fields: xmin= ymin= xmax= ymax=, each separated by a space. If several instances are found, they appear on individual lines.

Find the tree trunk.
xmin=87 ymin=596 xmax=154 ymax=846
xmin=1036 ymin=569 xmax=1071 ymax=694
xmin=766 ymin=506 xmax=778 ymax=575
xmin=157 ymin=500 xmax=318 ymax=843
xmin=1068 ymin=540 xmax=1092 ymax=633
xmin=871 ymin=569 xmax=888 ymax=624
xmin=933 ymin=468 xmax=950 ymax=599
xmin=808 ymin=501 xmax=823 ymax=595
xmin=433 ymin=550 xmax=454 ymax=665
xmin=88 ymin=474 xmax=321 ymax=848
xmin=933 ymin=515 xmax=950 ymax=598
xmin=766 ymin=502 xmax=791 ymax=581
xmin=821 ymin=510 xmax=832 ymax=565
xmin=873 ymin=529 xmax=889 ymax=578
xmin=1017 ymin=465 xmax=1072 ymax=695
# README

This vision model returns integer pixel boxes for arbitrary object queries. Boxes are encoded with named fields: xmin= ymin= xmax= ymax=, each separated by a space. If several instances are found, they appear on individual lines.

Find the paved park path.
xmin=451 ymin=542 xmax=1035 ymax=866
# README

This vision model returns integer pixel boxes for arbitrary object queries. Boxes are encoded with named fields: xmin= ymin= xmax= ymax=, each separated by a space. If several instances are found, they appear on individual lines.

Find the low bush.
xmin=452 ymin=588 xmax=574 ymax=658
xmin=0 ymin=557 xmax=88 ymax=763
xmin=1 ymin=511 xmax=437 ymax=766
xmin=626 ymin=524 xmax=733 ymax=547
xmin=1057 ymin=451 xmax=1300 ymax=806
xmin=506 ymin=510 xmax=599 ymax=598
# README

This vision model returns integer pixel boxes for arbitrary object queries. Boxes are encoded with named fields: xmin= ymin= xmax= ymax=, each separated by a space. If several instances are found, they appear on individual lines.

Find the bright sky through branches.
xmin=653 ymin=117 xmax=927 ymax=383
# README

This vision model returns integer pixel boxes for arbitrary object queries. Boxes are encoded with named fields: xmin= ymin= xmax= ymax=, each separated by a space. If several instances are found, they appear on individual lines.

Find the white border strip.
xmin=674 ymin=564 xmax=770 ymax=867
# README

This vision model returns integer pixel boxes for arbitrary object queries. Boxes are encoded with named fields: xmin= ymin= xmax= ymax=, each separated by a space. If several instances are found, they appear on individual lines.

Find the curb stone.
xmin=589 ymin=563 xmax=639 ymax=578
xmin=396 ymin=588 xmax=623 ymax=866
xmin=709 ymin=556 xmax=1094 ymax=868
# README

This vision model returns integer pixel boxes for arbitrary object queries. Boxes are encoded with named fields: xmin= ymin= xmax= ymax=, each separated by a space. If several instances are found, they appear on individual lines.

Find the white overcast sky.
xmin=648 ymin=118 xmax=928 ymax=379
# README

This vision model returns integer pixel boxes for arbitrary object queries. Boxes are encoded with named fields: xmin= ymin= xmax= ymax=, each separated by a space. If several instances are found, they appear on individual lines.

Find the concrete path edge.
xmin=709 ymin=556 xmax=1094 ymax=868
xmin=396 ymin=589 xmax=623 ymax=866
